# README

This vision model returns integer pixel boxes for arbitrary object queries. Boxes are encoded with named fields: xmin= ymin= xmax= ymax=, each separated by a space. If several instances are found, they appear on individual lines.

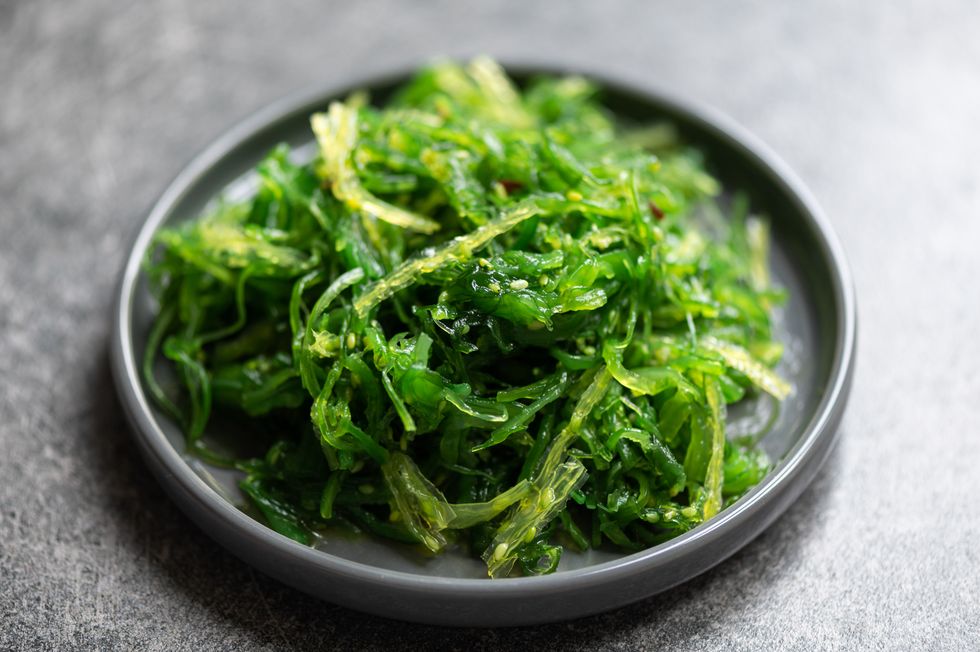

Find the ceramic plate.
xmin=110 ymin=64 xmax=856 ymax=626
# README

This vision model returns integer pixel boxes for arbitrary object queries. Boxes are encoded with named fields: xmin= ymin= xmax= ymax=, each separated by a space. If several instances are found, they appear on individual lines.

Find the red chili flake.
xmin=649 ymin=200 xmax=665 ymax=221
xmin=499 ymin=179 xmax=524 ymax=194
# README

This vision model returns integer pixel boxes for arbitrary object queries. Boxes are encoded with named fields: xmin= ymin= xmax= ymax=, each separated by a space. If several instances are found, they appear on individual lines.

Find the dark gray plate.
xmin=110 ymin=65 xmax=856 ymax=627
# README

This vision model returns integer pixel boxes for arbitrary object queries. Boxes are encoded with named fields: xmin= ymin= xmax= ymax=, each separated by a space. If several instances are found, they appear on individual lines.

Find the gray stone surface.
xmin=2 ymin=0 xmax=979 ymax=649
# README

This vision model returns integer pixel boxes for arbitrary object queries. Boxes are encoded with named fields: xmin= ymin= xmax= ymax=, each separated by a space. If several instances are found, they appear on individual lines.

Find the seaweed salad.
xmin=144 ymin=57 xmax=791 ymax=578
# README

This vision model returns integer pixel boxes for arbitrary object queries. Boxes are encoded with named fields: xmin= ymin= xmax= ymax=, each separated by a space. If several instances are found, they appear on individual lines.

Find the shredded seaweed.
xmin=143 ymin=57 xmax=790 ymax=578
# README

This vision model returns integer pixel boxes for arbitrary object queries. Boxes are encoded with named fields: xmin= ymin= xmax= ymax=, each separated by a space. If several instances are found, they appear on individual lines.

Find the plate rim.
xmin=110 ymin=60 xmax=857 ymax=616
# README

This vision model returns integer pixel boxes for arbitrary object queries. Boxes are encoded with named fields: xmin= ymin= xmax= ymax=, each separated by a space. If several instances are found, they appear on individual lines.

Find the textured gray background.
xmin=2 ymin=1 xmax=979 ymax=650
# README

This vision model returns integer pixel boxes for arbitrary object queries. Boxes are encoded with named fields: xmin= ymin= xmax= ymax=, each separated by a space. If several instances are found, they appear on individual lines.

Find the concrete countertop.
xmin=2 ymin=1 xmax=978 ymax=649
